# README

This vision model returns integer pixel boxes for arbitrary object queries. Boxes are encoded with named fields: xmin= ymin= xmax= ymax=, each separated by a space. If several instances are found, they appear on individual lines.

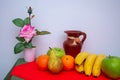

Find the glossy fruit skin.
xmin=47 ymin=47 xmax=65 ymax=58
xmin=48 ymin=49 xmax=63 ymax=74
xmin=36 ymin=54 xmax=49 ymax=70
xmin=62 ymin=55 xmax=75 ymax=70
xmin=75 ymin=52 xmax=89 ymax=65
xmin=101 ymin=56 xmax=120 ymax=79
xmin=84 ymin=53 xmax=97 ymax=76
xmin=92 ymin=53 xmax=106 ymax=77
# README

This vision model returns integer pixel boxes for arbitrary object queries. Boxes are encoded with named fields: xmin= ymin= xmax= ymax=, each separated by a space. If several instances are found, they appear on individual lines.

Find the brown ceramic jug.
xmin=63 ymin=30 xmax=87 ymax=57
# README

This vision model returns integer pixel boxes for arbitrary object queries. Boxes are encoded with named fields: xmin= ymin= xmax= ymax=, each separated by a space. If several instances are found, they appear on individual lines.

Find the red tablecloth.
xmin=10 ymin=61 xmax=118 ymax=80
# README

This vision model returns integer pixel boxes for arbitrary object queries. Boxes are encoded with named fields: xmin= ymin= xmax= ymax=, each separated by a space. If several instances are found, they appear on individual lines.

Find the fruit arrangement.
xmin=36 ymin=47 xmax=120 ymax=79
xmin=75 ymin=52 xmax=120 ymax=79
xmin=36 ymin=47 xmax=74 ymax=73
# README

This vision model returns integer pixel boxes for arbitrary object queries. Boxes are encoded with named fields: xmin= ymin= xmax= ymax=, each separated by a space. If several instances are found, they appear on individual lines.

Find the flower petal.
xmin=19 ymin=24 xmax=36 ymax=42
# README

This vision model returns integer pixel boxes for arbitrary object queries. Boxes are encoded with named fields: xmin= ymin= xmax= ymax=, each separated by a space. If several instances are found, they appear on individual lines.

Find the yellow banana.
xmin=75 ymin=62 xmax=84 ymax=73
xmin=92 ymin=53 xmax=106 ymax=77
xmin=84 ymin=53 xmax=97 ymax=76
xmin=75 ymin=52 xmax=89 ymax=65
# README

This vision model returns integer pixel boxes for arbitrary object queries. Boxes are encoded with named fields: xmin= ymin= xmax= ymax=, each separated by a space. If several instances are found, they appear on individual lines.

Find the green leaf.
xmin=11 ymin=76 xmax=23 ymax=80
xmin=24 ymin=42 xmax=33 ymax=48
xmin=16 ymin=37 xmax=25 ymax=42
xmin=12 ymin=18 xmax=24 ymax=27
xmin=24 ymin=17 xmax=30 ymax=25
xmin=36 ymin=30 xmax=51 ymax=35
xmin=14 ymin=43 xmax=25 ymax=54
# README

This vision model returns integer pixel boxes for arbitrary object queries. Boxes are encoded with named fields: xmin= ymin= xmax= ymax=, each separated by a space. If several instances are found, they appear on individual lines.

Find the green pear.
xmin=48 ymin=48 xmax=63 ymax=74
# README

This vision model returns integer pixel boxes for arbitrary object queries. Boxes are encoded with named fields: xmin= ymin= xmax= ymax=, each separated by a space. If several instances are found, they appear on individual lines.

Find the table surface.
xmin=4 ymin=58 xmax=26 ymax=80
xmin=4 ymin=58 xmax=117 ymax=80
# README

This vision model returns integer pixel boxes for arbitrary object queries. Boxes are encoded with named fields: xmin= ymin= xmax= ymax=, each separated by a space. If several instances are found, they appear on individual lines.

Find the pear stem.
xmin=108 ymin=55 xmax=111 ymax=58
xmin=49 ymin=47 xmax=52 ymax=50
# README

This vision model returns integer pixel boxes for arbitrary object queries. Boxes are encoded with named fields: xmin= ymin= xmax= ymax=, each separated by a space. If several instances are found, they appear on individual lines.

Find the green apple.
xmin=47 ymin=47 xmax=65 ymax=58
xmin=101 ymin=56 xmax=120 ymax=79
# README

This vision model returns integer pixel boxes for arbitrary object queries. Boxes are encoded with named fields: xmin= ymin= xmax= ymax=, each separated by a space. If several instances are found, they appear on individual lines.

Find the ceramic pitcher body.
xmin=63 ymin=30 xmax=86 ymax=57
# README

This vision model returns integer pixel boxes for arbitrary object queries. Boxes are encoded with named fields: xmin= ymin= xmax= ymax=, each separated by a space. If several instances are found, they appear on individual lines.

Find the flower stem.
xmin=28 ymin=6 xmax=32 ymax=26
xmin=29 ymin=14 xmax=31 ymax=26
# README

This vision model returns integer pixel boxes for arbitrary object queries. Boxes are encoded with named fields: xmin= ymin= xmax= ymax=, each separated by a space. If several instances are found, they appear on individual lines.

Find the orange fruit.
xmin=36 ymin=54 xmax=49 ymax=70
xmin=62 ymin=55 xmax=75 ymax=70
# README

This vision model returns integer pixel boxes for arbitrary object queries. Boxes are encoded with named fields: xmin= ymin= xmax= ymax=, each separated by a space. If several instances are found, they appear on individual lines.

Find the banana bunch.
xmin=75 ymin=52 xmax=106 ymax=77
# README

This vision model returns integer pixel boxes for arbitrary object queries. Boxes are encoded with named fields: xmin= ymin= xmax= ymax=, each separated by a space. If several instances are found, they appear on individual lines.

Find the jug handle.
xmin=80 ymin=32 xmax=87 ymax=44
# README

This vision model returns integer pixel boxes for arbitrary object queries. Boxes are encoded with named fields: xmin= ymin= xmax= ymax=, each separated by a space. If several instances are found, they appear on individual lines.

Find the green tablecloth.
xmin=4 ymin=58 xmax=26 ymax=80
